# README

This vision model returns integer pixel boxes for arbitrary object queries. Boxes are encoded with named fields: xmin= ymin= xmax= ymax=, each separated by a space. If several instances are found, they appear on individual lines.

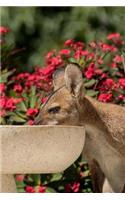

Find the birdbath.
xmin=0 ymin=125 xmax=85 ymax=192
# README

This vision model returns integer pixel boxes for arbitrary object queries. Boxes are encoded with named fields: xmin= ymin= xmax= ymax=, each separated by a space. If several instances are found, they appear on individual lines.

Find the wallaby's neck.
xmin=79 ymin=95 xmax=104 ymax=128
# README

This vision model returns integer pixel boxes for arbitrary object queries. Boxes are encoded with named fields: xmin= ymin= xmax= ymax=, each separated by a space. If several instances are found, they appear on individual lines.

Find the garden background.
xmin=1 ymin=7 xmax=125 ymax=193
xmin=1 ymin=7 xmax=125 ymax=71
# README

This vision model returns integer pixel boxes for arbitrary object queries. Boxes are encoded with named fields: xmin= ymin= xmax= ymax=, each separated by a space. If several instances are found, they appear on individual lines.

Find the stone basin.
xmin=0 ymin=125 xmax=85 ymax=192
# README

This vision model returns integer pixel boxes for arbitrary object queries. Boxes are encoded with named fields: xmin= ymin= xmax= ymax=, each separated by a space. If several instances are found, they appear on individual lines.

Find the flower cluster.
xmin=0 ymin=26 xmax=10 ymax=44
xmin=15 ymin=160 xmax=92 ymax=193
xmin=25 ymin=185 xmax=46 ymax=193
xmin=1 ymin=26 xmax=125 ymax=192
xmin=0 ymin=87 xmax=23 ymax=116
xmin=0 ymin=26 xmax=10 ymax=35
xmin=65 ymin=182 xmax=80 ymax=193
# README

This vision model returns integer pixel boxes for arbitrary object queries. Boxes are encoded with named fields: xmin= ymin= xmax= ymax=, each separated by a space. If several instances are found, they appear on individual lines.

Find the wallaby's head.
xmin=34 ymin=63 xmax=84 ymax=125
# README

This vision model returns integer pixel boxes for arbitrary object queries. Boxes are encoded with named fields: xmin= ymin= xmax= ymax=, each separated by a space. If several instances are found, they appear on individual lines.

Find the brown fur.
xmin=34 ymin=63 xmax=125 ymax=193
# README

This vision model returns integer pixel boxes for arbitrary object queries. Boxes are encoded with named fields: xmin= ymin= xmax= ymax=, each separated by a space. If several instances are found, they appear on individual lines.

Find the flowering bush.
xmin=1 ymin=26 xmax=125 ymax=192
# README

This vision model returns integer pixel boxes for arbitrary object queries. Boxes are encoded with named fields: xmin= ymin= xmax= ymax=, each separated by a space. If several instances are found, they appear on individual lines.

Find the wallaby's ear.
xmin=65 ymin=63 xmax=84 ymax=98
xmin=52 ymin=68 xmax=65 ymax=90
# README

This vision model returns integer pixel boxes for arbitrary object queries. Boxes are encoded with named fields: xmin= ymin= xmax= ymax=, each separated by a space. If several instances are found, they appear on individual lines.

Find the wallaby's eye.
xmin=48 ymin=106 xmax=61 ymax=114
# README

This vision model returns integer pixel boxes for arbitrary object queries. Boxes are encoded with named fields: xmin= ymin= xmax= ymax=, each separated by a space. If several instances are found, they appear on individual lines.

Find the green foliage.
xmin=1 ymin=7 xmax=125 ymax=70
xmin=1 ymin=43 xmax=25 ymax=71
xmin=0 ymin=68 xmax=15 ymax=83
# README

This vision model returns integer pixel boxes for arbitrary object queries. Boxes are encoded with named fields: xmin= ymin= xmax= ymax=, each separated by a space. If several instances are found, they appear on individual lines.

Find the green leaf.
xmin=31 ymin=174 xmax=41 ymax=185
xmin=68 ymin=57 xmax=78 ymax=64
xmin=17 ymin=188 xmax=25 ymax=193
xmin=15 ymin=111 xmax=27 ymax=119
xmin=10 ymin=115 xmax=26 ymax=123
xmin=16 ymin=101 xmax=27 ymax=112
xmin=30 ymin=95 xmax=37 ymax=108
xmin=16 ymin=181 xmax=26 ymax=188
xmin=15 ymin=178 xmax=26 ymax=193
xmin=27 ymin=175 xmax=34 ymax=183
xmin=87 ymin=188 xmax=92 ymax=192
xmin=79 ymin=57 xmax=85 ymax=66
xmin=46 ymin=187 xmax=57 ymax=193
xmin=0 ymin=117 xmax=6 ymax=125
xmin=21 ymin=92 xmax=29 ymax=107
xmin=7 ymin=79 xmax=15 ymax=85
xmin=9 ymin=90 xmax=17 ymax=97
xmin=82 ymin=170 xmax=90 ymax=177
xmin=0 ymin=69 xmax=15 ymax=83
xmin=84 ymin=79 xmax=96 ymax=88
xmin=58 ymin=185 xmax=64 ymax=191
xmin=50 ymin=173 xmax=63 ymax=182
xmin=86 ymin=90 xmax=99 ymax=97
xmin=31 ymin=86 xmax=36 ymax=96
xmin=6 ymin=111 xmax=17 ymax=116
xmin=29 ymin=86 xmax=37 ymax=108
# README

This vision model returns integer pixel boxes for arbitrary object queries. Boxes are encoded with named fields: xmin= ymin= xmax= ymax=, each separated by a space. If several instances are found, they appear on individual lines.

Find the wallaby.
xmin=34 ymin=63 xmax=125 ymax=193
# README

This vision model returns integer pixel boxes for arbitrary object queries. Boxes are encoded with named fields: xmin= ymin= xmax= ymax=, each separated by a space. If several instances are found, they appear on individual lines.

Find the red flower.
xmin=27 ymin=74 xmax=36 ymax=81
xmin=0 ymin=83 xmax=6 ymax=93
xmin=38 ymin=185 xmax=46 ymax=193
xmin=40 ymin=65 xmax=55 ymax=76
xmin=98 ymin=93 xmax=112 ymax=102
xmin=65 ymin=182 xmax=80 ymax=193
xmin=74 ymin=50 xmax=88 ymax=59
xmin=59 ymin=49 xmax=70 ymax=56
xmin=84 ymin=63 xmax=95 ymax=79
xmin=13 ymin=98 xmax=23 ymax=104
xmin=50 ymin=56 xmax=63 ymax=66
xmin=86 ymin=52 xmax=95 ymax=61
xmin=14 ymin=84 xmax=23 ymax=93
xmin=113 ymin=55 xmax=122 ymax=63
xmin=25 ymin=186 xmax=35 ymax=193
xmin=25 ymin=81 xmax=33 ymax=88
xmin=103 ymin=78 xmax=114 ymax=90
xmin=73 ymin=41 xmax=84 ymax=50
xmin=0 ymin=110 xmax=6 ymax=117
xmin=89 ymin=41 xmax=96 ymax=48
xmin=85 ymin=69 xmax=94 ymax=79
xmin=71 ymin=182 xmax=80 ymax=193
xmin=100 ymin=73 xmax=107 ymax=79
xmin=100 ymin=43 xmax=117 ymax=52
xmin=64 ymin=39 xmax=74 ymax=46
xmin=0 ymin=26 xmax=10 ymax=35
xmin=26 ymin=108 xmax=38 ymax=117
xmin=46 ymin=50 xmax=55 ymax=60
xmin=109 ymin=46 xmax=117 ymax=52
xmin=0 ymin=97 xmax=6 ymax=108
xmin=16 ymin=73 xmax=29 ymax=80
xmin=0 ymin=97 xmax=21 ymax=111
xmin=15 ymin=174 xmax=24 ymax=182
xmin=119 ymin=78 xmax=125 ymax=88
xmin=118 ymin=95 xmax=125 ymax=100
xmin=6 ymin=98 xmax=16 ymax=111
xmin=98 ymin=58 xmax=103 ymax=65
xmin=113 ymin=83 xmax=120 ymax=90
xmin=65 ymin=183 xmax=72 ymax=192
xmin=107 ymin=33 xmax=121 ymax=40
xmin=28 ymin=120 xmax=34 ymax=125
xmin=111 ymin=62 xmax=117 ymax=68
xmin=81 ymin=50 xmax=88 ymax=56
xmin=41 ymin=97 xmax=48 ymax=104
xmin=25 ymin=74 xmax=42 ymax=88
xmin=95 ymin=69 xmax=103 ymax=75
